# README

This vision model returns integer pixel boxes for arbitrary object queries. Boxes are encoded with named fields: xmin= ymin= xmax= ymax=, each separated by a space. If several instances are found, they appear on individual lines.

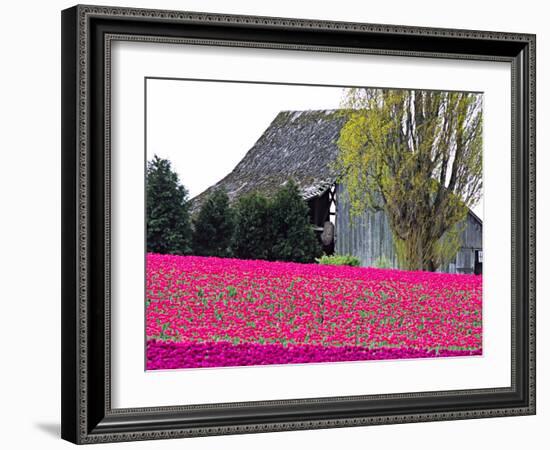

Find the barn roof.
xmin=467 ymin=209 xmax=483 ymax=226
xmin=190 ymin=110 xmax=345 ymax=212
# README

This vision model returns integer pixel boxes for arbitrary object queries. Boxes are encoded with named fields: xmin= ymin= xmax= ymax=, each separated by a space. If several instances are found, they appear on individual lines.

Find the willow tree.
xmin=336 ymin=88 xmax=482 ymax=271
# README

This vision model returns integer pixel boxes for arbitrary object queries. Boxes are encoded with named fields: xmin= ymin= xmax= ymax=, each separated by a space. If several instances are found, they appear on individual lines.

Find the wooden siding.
xmin=441 ymin=213 xmax=482 ymax=274
xmin=335 ymin=184 xmax=398 ymax=268
xmin=334 ymin=183 xmax=482 ymax=273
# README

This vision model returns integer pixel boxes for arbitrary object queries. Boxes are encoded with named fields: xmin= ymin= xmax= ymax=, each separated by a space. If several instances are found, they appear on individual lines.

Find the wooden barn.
xmin=191 ymin=110 xmax=483 ymax=274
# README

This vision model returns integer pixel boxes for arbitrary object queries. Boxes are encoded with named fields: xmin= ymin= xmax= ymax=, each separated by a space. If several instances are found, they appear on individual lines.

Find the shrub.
xmin=192 ymin=188 xmax=234 ymax=257
xmin=316 ymin=254 xmax=361 ymax=267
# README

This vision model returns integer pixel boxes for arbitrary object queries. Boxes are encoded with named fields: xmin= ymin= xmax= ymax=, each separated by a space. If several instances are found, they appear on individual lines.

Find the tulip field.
xmin=146 ymin=254 xmax=482 ymax=370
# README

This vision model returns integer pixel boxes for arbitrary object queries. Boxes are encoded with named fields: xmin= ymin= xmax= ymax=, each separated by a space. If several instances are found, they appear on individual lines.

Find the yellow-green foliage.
xmin=316 ymin=254 xmax=361 ymax=267
xmin=433 ymin=223 xmax=465 ymax=269
xmin=336 ymin=88 xmax=482 ymax=271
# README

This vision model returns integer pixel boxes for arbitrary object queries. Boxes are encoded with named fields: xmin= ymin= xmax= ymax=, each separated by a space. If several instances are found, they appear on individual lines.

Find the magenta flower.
xmin=146 ymin=254 xmax=482 ymax=369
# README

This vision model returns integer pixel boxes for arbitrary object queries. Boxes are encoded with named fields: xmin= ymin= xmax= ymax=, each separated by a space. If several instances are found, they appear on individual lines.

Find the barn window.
xmin=474 ymin=250 xmax=483 ymax=275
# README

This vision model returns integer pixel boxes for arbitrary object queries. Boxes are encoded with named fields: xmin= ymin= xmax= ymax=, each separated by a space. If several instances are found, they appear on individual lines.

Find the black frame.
xmin=61 ymin=4 xmax=536 ymax=444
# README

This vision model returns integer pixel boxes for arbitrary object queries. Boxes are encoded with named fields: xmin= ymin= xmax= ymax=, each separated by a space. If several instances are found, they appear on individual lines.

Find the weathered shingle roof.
xmin=190 ymin=110 xmax=345 ymax=211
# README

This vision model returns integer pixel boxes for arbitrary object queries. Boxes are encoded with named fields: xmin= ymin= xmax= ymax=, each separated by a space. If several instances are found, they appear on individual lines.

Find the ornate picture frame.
xmin=61 ymin=4 xmax=535 ymax=444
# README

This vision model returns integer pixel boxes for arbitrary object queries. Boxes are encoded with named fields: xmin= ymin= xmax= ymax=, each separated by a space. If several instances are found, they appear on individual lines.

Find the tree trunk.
xmin=395 ymin=231 xmax=438 ymax=272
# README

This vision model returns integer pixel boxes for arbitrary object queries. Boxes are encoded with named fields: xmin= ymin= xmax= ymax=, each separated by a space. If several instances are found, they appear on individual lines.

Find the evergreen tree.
xmin=146 ymin=155 xmax=192 ymax=254
xmin=192 ymin=188 xmax=234 ymax=257
xmin=233 ymin=192 xmax=273 ymax=260
xmin=270 ymin=181 xmax=321 ymax=263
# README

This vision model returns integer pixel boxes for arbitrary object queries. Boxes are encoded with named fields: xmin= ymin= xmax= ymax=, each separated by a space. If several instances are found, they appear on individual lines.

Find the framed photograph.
xmin=61 ymin=4 xmax=536 ymax=444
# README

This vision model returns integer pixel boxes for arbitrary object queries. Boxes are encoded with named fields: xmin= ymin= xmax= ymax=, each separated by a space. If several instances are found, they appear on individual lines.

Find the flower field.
xmin=146 ymin=254 xmax=482 ymax=370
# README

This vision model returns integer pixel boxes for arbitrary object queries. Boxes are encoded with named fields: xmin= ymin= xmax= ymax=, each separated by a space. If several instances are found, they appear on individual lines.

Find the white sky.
xmin=146 ymin=79 xmax=483 ymax=219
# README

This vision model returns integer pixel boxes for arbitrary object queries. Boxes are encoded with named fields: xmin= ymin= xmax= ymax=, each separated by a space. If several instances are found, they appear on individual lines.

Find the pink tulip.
xmin=146 ymin=254 xmax=482 ymax=370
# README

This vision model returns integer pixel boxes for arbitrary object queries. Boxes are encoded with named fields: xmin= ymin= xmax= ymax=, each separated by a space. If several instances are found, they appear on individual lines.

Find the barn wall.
xmin=334 ymin=184 xmax=398 ymax=268
xmin=440 ymin=213 xmax=483 ymax=274
xmin=334 ymin=183 xmax=482 ymax=273
xmin=459 ymin=213 xmax=482 ymax=249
